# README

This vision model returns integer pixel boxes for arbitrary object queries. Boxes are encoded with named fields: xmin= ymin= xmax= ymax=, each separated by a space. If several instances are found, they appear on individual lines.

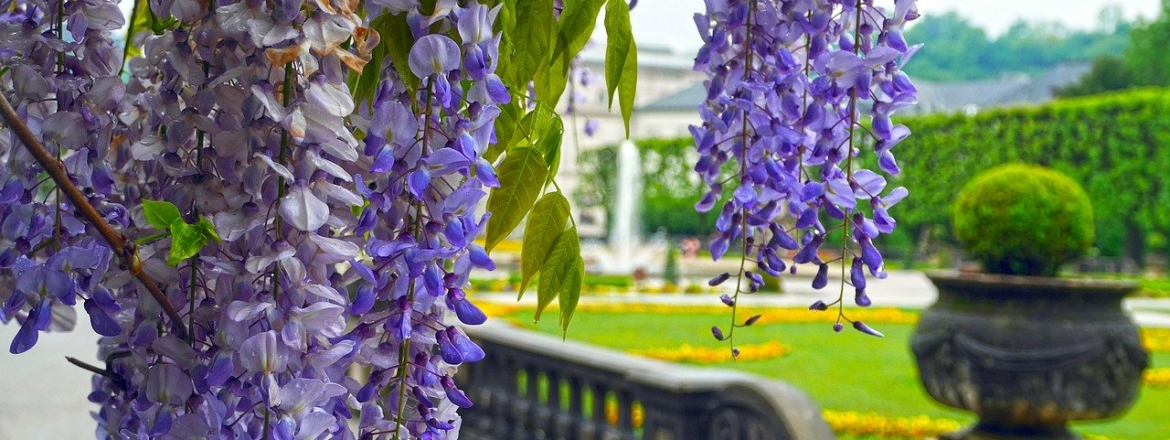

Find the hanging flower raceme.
xmin=0 ymin=0 xmax=127 ymax=354
xmin=353 ymin=3 xmax=505 ymax=436
xmin=0 ymin=0 xmax=480 ymax=437
xmin=693 ymin=0 xmax=919 ymax=348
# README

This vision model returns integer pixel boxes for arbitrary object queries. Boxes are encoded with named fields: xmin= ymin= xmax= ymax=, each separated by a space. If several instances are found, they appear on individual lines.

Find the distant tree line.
xmin=1058 ymin=0 xmax=1170 ymax=97
xmin=905 ymin=8 xmax=1132 ymax=82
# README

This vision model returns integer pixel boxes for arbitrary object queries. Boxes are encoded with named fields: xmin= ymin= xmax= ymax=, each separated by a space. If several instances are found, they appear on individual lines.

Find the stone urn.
xmin=910 ymin=271 xmax=1149 ymax=440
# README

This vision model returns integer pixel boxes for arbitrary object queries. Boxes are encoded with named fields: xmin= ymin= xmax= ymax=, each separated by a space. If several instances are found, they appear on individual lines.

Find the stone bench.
xmin=458 ymin=321 xmax=835 ymax=440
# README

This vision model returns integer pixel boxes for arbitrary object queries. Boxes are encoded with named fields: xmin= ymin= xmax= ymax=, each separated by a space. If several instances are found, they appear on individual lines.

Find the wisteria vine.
xmin=0 ymin=0 xmax=915 ymax=437
xmin=0 ymin=0 xmax=520 ymax=437
xmin=693 ymin=0 xmax=919 ymax=353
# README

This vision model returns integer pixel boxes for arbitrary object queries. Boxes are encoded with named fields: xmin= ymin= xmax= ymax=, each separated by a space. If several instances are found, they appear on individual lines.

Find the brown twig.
xmin=66 ymin=356 xmax=127 ymax=389
xmin=0 ymin=88 xmax=188 ymax=339
xmin=65 ymin=356 xmax=121 ymax=381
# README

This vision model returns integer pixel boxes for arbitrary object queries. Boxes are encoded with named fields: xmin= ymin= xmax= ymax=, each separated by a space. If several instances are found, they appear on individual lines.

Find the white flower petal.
xmin=253 ymin=153 xmax=294 ymax=180
xmin=279 ymin=186 xmax=329 ymax=232
xmin=307 ymin=151 xmax=351 ymax=182
xmin=305 ymin=81 xmax=355 ymax=118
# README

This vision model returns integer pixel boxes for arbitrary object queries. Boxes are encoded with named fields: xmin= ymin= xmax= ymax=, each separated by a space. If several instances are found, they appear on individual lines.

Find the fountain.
xmin=608 ymin=140 xmax=641 ymax=273
xmin=581 ymin=140 xmax=663 ymax=275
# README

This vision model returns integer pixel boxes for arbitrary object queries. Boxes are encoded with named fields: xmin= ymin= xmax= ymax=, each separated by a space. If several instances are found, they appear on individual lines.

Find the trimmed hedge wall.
xmin=895 ymin=88 xmax=1170 ymax=262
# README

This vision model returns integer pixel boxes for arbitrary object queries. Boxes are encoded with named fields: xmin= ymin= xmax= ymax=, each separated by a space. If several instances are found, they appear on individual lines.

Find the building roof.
xmin=911 ymin=63 xmax=1091 ymax=114
xmin=639 ymin=82 xmax=705 ymax=112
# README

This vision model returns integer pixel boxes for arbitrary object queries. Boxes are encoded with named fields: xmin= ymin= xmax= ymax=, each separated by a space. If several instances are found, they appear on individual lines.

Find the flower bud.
xmin=852 ymin=320 xmax=884 ymax=338
xmin=711 ymin=326 xmax=725 ymax=341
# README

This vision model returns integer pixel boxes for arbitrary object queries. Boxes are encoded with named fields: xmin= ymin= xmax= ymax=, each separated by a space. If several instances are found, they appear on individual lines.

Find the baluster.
xmin=544 ymin=371 xmax=565 ymax=439
xmin=579 ymin=381 xmax=606 ymax=440
xmin=566 ymin=376 xmax=585 ymax=440
xmin=531 ymin=370 xmax=550 ymax=440
xmin=507 ymin=363 xmax=529 ymax=439
xmin=605 ymin=390 xmax=632 ymax=440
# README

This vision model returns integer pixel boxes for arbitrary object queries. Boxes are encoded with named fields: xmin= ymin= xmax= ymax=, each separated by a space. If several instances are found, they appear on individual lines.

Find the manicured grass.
xmin=498 ymin=308 xmax=1170 ymax=440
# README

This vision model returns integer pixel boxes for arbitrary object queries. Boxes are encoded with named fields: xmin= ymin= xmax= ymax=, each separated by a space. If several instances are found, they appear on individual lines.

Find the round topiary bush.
xmin=952 ymin=164 xmax=1094 ymax=277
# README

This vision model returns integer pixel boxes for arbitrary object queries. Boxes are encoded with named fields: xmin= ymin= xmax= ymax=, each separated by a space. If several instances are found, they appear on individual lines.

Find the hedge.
xmin=894 ymin=88 xmax=1170 ymax=262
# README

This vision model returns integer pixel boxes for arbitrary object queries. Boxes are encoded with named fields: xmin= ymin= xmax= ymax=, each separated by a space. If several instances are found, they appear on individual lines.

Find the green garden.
xmin=480 ymin=303 xmax=1170 ymax=440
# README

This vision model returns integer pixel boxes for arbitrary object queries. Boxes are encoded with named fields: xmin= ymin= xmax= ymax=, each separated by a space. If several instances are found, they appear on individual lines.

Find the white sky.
xmin=630 ymin=0 xmax=1163 ymax=52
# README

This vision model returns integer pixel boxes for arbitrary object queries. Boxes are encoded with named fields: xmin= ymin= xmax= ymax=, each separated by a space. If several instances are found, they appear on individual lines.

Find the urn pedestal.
xmin=910 ymin=272 xmax=1148 ymax=440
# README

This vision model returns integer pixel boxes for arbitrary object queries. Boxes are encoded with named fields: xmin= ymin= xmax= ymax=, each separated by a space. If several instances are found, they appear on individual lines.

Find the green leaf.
xmin=604 ymin=0 xmax=638 ymax=137
xmin=520 ymin=102 xmax=557 ymax=144
xmin=485 ymin=148 xmax=550 ymax=253
xmin=487 ymin=101 xmax=524 ymax=163
xmin=195 ymin=217 xmax=221 ymax=242
xmin=494 ymin=0 xmax=519 ymax=92
xmin=535 ymin=50 xmax=571 ymax=107
xmin=143 ymin=199 xmax=182 ymax=230
xmin=556 ymin=0 xmax=607 ymax=59
xmin=559 ymin=255 xmax=584 ymax=335
xmin=539 ymin=0 xmax=605 ymax=104
xmin=167 ymin=220 xmax=206 ymax=266
xmin=535 ymin=226 xmax=579 ymax=322
xmin=509 ymin=1 xmax=555 ymax=87
xmin=373 ymin=13 xmax=419 ymax=94
xmin=536 ymin=114 xmax=564 ymax=183
xmin=519 ymin=192 xmax=571 ymax=297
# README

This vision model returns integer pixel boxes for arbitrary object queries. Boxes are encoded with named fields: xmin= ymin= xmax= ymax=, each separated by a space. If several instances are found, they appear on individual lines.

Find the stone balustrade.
xmin=458 ymin=321 xmax=835 ymax=440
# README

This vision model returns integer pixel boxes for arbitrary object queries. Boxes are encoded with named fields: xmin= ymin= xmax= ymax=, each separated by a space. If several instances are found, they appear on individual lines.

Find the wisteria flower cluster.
xmin=0 ymin=0 xmax=517 ymax=437
xmin=0 ymin=0 xmax=127 ymax=350
xmin=692 ymin=0 xmax=919 ymax=348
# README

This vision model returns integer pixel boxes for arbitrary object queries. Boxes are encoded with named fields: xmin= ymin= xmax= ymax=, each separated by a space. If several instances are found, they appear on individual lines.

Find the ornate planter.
xmin=911 ymin=271 xmax=1148 ymax=440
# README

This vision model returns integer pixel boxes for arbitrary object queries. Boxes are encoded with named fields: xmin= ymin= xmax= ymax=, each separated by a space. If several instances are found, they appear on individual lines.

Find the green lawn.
xmin=498 ymin=308 xmax=1169 ymax=440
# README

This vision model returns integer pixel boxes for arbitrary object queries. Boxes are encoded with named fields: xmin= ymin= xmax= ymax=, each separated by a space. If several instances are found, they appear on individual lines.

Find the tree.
xmin=1127 ymin=0 xmax=1170 ymax=86
xmin=1055 ymin=55 xmax=1132 ymax=98
xmin=904 ymin=9 xmax=1132 ymax=82
xmin=904 ymin=12 xmax=994 ymax=80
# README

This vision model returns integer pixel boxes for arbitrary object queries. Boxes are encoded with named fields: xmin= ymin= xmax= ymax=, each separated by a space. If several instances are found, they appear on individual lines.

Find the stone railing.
xmin=458 ymin=321 xmax=835 ymax=440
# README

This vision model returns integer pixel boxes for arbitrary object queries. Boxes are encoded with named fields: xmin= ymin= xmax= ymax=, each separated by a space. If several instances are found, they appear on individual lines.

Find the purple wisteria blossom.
xmin=693 ymin=0 xmax=919 ymax=342
xmin=1 ymin=0 xmax=500 ymax=437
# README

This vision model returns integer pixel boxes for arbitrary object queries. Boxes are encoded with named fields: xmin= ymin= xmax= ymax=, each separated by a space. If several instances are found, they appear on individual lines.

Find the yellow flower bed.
xmin=822 ymin=410 xmax=962 ymax=439
xmin=474 ymin=301 xmax=919 ymax=325
xmin=1141 ymin=328 xmax=1170 ymax=353
xmin=1144 ymin=368 xmax=1170 ymax=388
xmin=631 ymin=341 xmax=790 ymax=364
xmin=747 ymin=307 xmax=918 ymax=325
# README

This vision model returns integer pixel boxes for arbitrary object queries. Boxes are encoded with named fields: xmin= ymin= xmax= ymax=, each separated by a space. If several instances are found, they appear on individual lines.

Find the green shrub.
xmin=952 ymin=164 xmax=1094 ymax=277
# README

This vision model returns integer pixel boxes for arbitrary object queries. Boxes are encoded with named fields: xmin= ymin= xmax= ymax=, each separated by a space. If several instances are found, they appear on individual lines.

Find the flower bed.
xmin=477 ymin=303 xmax=920 ymax=325
xmin=822 ymin=410 xmax=962 ymax=439
xmin=1143 ymin=368 xmax=1170 ymax=388
xmin=631 ymin=341 xmax=789 ymax=364
xmin=1141 ymin=328 xmax=1170 ymax=353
